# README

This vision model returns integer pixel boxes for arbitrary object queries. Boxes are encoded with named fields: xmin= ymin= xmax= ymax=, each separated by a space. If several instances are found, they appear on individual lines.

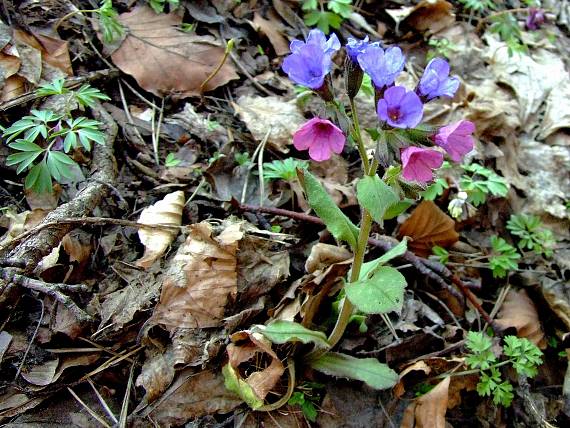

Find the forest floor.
xmin=0 ymin=0 xmax=569 ymax=427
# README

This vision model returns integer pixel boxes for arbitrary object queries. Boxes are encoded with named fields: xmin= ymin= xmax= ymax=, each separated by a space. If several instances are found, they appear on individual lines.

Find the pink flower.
xmin=401 ymin=147 xmax=443 ymax=183
xmin=434 ymin=120 xmax=475 ymax=162
xmin=293 ymin=118 xmax=346 ymax=162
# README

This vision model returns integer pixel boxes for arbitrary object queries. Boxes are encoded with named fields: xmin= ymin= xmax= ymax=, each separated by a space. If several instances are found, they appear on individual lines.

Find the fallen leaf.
xmin=136 ymin=190 xmax=184 ymax=268
xmin=150 ymin=221 xmax=241 ymax=330
xmin=398 ymin=201 xmax=459 ymax=257
xmin=234 ymin=95 xmax=305 ymax=153
xmin=142 ymin=369 xmax=242 ymax=426
xmin=21 ymin=359 xmax=59 ymax=386
xmin=402 ymin=0 xmax=455 ymax=34
xmin=252 ymin=11 xmax=289 ymax=56
xmin=401 ymin=377 xmax=450 ymax=428
xmin=111 ymin=6 xmax=239 ymax=98
xmin=236 ymin=232 xmax=290 ymax=303
xmin=0 ymin=331 xmax=12 ymax=364
xmin=62 ymin=230 xmax=92 ymax=264
xmin=305 ymin=243 xmax=352 ymax=274
xmin=495 ymin=288 xmax=546 ymax=348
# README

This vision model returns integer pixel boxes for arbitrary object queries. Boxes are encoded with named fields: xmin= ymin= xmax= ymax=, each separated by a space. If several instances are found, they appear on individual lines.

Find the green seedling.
xmin=489 ymin=236 xmax=520 ymax=278
xmin=506 ymin=213 xmax=555 ymax=257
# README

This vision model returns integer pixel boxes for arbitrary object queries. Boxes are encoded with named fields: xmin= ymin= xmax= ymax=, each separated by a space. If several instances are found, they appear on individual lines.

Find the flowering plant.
xmin=224 ymin=29 xmax=475 ymax=410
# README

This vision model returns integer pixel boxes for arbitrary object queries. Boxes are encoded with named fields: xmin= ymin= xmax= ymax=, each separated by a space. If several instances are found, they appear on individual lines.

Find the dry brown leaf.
xmin=1 ymin=75 xmax=26 ymax=102
xmin=252 ymin=11 xmax=289 ymax=56
xmin=144 ymin=369 xmax=242 ymax=426
xmin=21 ymin=359 xmax=59 ymax=386
xmin=234 ymin=95 xmax=305 ymax=153
xmin=398 ymin=201 xmax=459 ymax=257
xmin=403 ymin=0 xmax=455 ymax=34
xmin=400 ymin=377 xmax=450 ymax=428
xmin=150 ymin=221 xmax=241 ymax=330
xmin=495 ymin=289 xmax=546 ymax=348
xmin=226 ymin=331 xmax=284 ymax=402
xmin=33 ymin=33 xmax=72 ymax=76
xmin=62 ymin=231 xmax=92 ymax=264
xmin=136 ymin=190 xmax=184 ymax=269
xmin=112 ymin=6 xmax=238 ymax=98
xmin=305 ymin=243 xmax=352 ymax=274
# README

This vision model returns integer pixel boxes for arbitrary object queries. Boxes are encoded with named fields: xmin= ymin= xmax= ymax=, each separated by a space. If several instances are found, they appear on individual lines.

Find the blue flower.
xmin=346 ymin=36 xmax=381 ymax=63
xmin=357 ymin=45 xmax=406 ymax=90
xmin=377 ymin=86 xmax=423 ymax=129
xmin=282 ymin=30 xmax=340 ymax=89
xmin=417 ymin=58 xmax=459 ymax=101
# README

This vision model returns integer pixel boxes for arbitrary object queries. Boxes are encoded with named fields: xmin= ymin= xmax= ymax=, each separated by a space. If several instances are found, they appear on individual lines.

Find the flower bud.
xmin=345 ymin=57 xmax=364 ymax=99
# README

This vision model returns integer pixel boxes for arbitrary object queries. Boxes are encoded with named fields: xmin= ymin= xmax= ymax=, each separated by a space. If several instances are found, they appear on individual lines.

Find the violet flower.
xmin=526 ymin=8 xmax=546 ymax=31
xmin=346 ymin=36 xmax=380 ymax=63
xmin=400 ymin=147 xmax=443 ymax=183
xmin=357 ymin=45 xmax=405 ymax=90
xmin=282 ymin=30 xmax=340 ymax=90
xmin=293 ymin=118 xmax=345 ymax=162
xmin=417 ymin=58 xmax=459 ymax=102
xmin=434 ymin=120 xmax=475 ymax=162
xmin=377 ymin=86 xmax=423 ymax=129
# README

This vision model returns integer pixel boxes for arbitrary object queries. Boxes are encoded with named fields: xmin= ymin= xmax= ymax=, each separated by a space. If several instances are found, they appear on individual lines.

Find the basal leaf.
xmin=298 ymin=169 xmax=359 ymax=250
xmin=356 ymin=175 xmax=399 ymax=225
xmin=253 ymin=320 xmax=329 ymax=348
xmin=310 ymin=352 xmax=398 ymax=390
xmin=345 ymin=266 xmax=406 ymax=314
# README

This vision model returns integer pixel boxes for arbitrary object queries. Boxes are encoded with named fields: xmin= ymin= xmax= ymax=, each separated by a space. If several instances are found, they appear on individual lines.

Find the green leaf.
xmin=222 ymin=364 xmax=263 ymax=409
xmin=421 ymin=177 xmax=449 ymax=200
xmin=356 ymin=175 xmax=399 ymax=225
xmin=345 ymin=266 xmax=406 ymax=314
xmin=8 ymin=140 xmax=44 ymax=152
xmin=253 ymin=321 xmax=329 ymax=348
xmin=298 ymin=169 xmax=359 ymax=250
xmin=359 ymin=239 xmax=408 ymax=280
xmin=74 ymin=84 xmax=111 ymax=107
xmin=304 ymin=11 xmax=342 ymax=33
xmin=310 ymin=352 xmax=398 ymax=390
xmin=302 ymin=0 xmax=318 ymax=11
xmin=328 ymin=0 xmax=352 ymax=18
xmin=37 ymin=78 xmax=68 ymax=96
xmin=7 ymin=151 xmax=43 ymax=174
xmin=25 ymin=160 xmax=52 ymax=193
xmin=47 ymin=151 xmax=76 ymax=182
xmin=98 ymin=0 xmax=124 ymax=44
xmin=383 ymin=198 xmax=413 ymax=220
xmin=263 ymin=158 xmax=308 ymax=181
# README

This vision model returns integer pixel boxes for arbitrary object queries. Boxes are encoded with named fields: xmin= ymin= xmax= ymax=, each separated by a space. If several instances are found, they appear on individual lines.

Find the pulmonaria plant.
xmin=224 ymin=29 xmax=476 ymax=411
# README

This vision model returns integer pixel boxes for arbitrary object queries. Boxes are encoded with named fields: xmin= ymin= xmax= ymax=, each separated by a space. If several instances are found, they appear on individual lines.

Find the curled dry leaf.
xmin=305 ymin=243 xmax=352 ymax=274
xmin=136 ymin=190 xmax=185 ymax=269
xmin=398 ymin=201 xmax=458 ymax=257
xmin=400 ymin=377 xmax=450 ymax=428
xmin=112 ymin=6 xmax=239 ymax=98
xmin=252 ymin=11 xmax=289 ymax=56
xmin=226 ymin=330 xmax=285 ymax=402
xmin=150 ymin=221 xmax=241 ymax=330
xmin=495 ymin=288 xmax=546 ymax=348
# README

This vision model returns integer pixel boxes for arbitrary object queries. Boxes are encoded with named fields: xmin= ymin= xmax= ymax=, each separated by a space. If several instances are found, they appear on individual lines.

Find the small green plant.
xmin=432 ymin=245 xmax=449 ymax=264
xmin=235 ymin=151 xmax=251 ymax=167
xmin=302 ymin=0 xmax=352 ymax=34
xmin=506 ymin=214 xmax=555 ymax=257
xmin=287 ymin=383 xmax=324 ymax=422
xmin=263 ymin=158 xmax=309 ymax=182
xmin=457 ymin=0 xmax=496 ymax=12
xmin=148 ymin=0 xmax=179 ymax=14
xmin=489 ymin=13 xmax=526 ymax=55
xmin=421 ymin=177 xmax=449 ymax=201
xmin=2 ymin=80 xmax=108 ymax=193
xmin=426 ymin=38 xmax=458 ymax=61
xmin=460 ymin=163 xmax=508 ymax=206
xmin=489 ymin=236 xmax=520 ymax=278
xmin=465 ymin=331 xmax=543 ymax=407
xmin=97 ymin=0 xmax=124 ymax=44
xmin=358 ymin=74 xmax=374 ymax=98
xmin=164 ymin=152 xmax=181 ymax=167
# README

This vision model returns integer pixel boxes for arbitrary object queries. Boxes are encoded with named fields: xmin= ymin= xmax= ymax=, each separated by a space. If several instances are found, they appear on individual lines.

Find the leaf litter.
xmin=0 ymin=1 xmax=569 ymax=427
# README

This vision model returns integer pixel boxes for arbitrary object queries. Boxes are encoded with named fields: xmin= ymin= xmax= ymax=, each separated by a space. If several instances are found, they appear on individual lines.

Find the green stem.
xmin=432 ymin=360 xmax=512 ymax=380
xmin=349 ymin=97 xmax=370 ymax=174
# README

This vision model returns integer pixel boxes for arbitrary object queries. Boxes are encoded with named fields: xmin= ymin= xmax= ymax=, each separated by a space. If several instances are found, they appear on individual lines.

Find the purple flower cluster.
xmin=282 ymin=30 xmax=340 ymax=90
xmin=282 ymin=30 xmax=473 ymax=183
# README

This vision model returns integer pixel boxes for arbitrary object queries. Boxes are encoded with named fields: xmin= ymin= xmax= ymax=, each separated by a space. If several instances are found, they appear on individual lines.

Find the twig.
xmin=200 ymin=39 xmax=235 ymax=93
xmin=229 ymin=51 xmax=275 ymax=96
xmin=14 ymin=296 xmax=44 ymax=381
xmin=67 ymin=387 xmax=112 ymax=428
xmin=2 ymin=268 xmax=93 ymax=323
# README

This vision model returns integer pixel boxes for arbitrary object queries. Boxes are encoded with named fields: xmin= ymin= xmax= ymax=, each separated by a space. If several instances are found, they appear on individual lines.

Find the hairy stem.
xmin=350 ymin=97 xmax=370 ymax=174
